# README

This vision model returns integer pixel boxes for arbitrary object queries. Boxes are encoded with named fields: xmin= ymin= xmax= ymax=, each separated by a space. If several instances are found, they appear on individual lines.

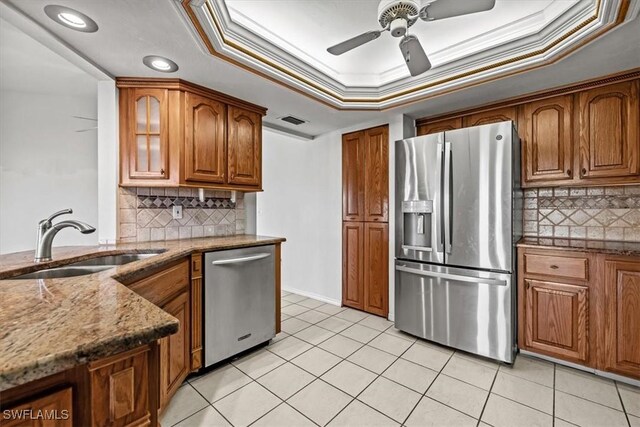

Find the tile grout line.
xmin=613 ymin=381 xmax=632 ymax=427
xmin=399 ymin=345 xmax=457 ymax=425
xmin=475 ymin=364 xmax=500 ymax=427
xmin=553 ymin=363 xmax=557 ymax=426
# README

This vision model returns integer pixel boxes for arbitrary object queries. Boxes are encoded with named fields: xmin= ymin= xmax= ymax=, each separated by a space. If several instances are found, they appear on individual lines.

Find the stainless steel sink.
xmin=10 ymin=252 xmax=165 ymax=280
xmin=12 ymin=266 xmax=115 ymax=280
xmin=66 ymin=253 xmax=163 ymax=267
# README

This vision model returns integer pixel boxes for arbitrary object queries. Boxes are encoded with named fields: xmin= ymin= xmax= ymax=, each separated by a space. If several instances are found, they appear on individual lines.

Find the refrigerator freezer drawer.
xmin=395 ymin=260 xmax=515 ymax=363
xmin=204 ymin=245 xmax=276 ymax=367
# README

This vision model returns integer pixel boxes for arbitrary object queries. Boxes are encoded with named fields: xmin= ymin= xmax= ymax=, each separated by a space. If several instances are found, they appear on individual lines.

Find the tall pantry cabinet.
xmin=342 ymin=125 xmax=389 ymax=317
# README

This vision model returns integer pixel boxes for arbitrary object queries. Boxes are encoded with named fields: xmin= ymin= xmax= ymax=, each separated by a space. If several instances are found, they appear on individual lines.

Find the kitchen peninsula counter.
xmin=0 ymin=235 xmax=285 ymax=391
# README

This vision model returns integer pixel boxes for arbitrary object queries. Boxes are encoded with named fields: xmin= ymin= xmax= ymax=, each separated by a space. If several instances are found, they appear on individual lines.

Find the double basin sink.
xmin=12 ymin=252 xmax=164 ymax=280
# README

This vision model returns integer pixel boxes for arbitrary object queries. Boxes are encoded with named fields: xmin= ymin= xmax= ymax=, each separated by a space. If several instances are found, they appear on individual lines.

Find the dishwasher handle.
xmin=211 ymin=253 xmax=271 ymax=265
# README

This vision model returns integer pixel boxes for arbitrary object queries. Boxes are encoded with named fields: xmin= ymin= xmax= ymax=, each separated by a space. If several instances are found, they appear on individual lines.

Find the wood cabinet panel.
xmin=159 ymin=291 xmax=190 ymax=408
xmin=342 ymin=131 xmax=366 ymax=221
xmin=524 ymin=279 xmax=589 ymax=363
xmin=364 ymin=222 xmax=389 ymax=317
xmin=522 ymin=95 xmax=574 ymax=184
xmin=190 ymin=254 xmax=203 ymax=372
xmin=463 ymin=106 xmax=517 ymax=127
xmin=416 ymin=117 xmax=462 ymax=136
xmin=119 ymin=88 xmax=173 ymax=185
xmin=88 ymin=346 xmax=151 ymax=427
xmin=578 ymin=80 xmax=640 ymax=180
xmin=2 ymin=388 xmax=73 ymax=427
xmin=603 ymin=259 xmax=640 ymax=379
xmin=342 ymin=222 xmax=364 ymax=310
xmin=524 ymin=253 xmax=588 ymax=281
xmin=184 ymin=93 xmax=226 ymax=184
xmin=364 ymin=126 xmax=389 ymax=222
xmin=127 ymin=259 xmax=190 ymax=307
xmin=227 ymin=106 xmax=261 ymax=187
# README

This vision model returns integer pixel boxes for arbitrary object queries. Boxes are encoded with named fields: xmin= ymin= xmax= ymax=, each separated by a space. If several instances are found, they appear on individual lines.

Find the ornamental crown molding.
xmin=177 ymin=0 xmax=638 ymax=110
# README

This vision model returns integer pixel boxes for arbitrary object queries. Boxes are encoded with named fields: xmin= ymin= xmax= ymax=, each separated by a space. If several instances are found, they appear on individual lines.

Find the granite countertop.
xmin=0 ymin=235 xmax=285 ymax=391
xmin=517 ymin=236 xmax=640 ymax=256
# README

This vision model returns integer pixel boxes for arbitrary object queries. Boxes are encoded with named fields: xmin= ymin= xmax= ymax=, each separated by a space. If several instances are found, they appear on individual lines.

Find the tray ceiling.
xmin=180 ymin=0 xmax=637 ymax=109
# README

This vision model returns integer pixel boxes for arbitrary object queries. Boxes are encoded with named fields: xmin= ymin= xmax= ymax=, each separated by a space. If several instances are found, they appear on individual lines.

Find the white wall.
xmin=257 ymin=128 xmax=342 ymax=303
xmin=257 ymin=116 xmax=407 ymax=315
xmin=0 ymin=18 xmax=99 ymax=254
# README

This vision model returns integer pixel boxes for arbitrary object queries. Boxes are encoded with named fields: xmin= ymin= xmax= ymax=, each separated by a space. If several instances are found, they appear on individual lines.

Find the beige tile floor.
xmin=161 ymin=292 xmax=640 ymax=427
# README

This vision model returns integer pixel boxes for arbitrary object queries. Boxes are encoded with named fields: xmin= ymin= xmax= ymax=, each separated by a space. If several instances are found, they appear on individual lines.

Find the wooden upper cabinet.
xmin=364 ymin=222 xmax=389 ymax=317
xmin=117 ymin=78 xmax=265 ymax=191
xmin=463 ymin=106 xmax=518 ymax=127
xmin=524 ymin=279 xmax=589 ymax=364
xmin=227 ymin=106 xmax=262 ymax=187
xmin=342 ymin=222 xmax=364 ymax=310
xmin=364 ymin=126 xmax=389 ymax=222
xmin=121 ymin=88 xmax=171 ymax=183
xmin=342 ymin=131 xmax=366 ymax=221
xmin=522 ymin=95 xmax=574 ymax=184
xmin=417 ymin=117 xmax=462 ymax=136
xmin=184 ymin=93 xmax=226 ymax=184
xmin=578 ymin=80 xmax=640 ymax=180
xmin=603 ymin=259 xmax=640 ymax=379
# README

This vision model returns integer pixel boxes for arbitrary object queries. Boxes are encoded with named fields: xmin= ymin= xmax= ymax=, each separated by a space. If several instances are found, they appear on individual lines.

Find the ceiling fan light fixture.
xmin=44 ymin=5 xmax=98 ymax=33
xmin=390 ymin=18 xmax=408 ymax=38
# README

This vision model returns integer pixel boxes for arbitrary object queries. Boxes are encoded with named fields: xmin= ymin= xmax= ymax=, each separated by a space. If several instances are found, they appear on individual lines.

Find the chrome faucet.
xmin=34 ymin=209 xmax=96 ymax=262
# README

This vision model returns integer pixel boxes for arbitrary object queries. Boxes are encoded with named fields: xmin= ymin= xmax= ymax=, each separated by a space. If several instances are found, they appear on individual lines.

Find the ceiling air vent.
xmin=280 ymin=115 xmax=307 ymax=126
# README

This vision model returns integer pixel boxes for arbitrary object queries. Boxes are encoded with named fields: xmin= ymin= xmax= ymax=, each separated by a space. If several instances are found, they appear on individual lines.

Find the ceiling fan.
xmin=327 ymin=0 xmax=496 ymax=77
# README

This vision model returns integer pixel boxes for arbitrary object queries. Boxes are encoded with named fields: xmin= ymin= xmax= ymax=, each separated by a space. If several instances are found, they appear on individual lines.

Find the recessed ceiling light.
xmin=143 ymin=55 xmax=179 ymax=73
xmin=44 ymin=5 xmax=98 ymax=33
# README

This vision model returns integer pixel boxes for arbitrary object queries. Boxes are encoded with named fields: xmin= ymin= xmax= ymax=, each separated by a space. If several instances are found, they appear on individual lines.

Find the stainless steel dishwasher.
xmin=204 ymin=245 xmax=276 ymax=367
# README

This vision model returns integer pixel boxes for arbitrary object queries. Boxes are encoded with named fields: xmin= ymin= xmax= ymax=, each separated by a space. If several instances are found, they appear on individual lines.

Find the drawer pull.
xmin=550 ymin=265 xmax=559 ymax=270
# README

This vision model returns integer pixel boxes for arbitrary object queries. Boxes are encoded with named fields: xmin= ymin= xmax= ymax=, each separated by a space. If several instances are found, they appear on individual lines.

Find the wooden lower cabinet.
xmin=523 ymin=279 xmax=589 ymax=363
xmin=2 ymin=388 xmax=73 ymax=427
xmin=342 ymin=221 xmax=389 ymax=317
xmin=364 ymin=223 xmax=389 ymax=316
xmin=519 ymin=247 xmax=640 ymax=380
xmin=88 ymin=346 xmax=153 ymax=427
xmin=126 ymin=260 xmax=191 ymax=414
xmin=159 ymin=291 xmax=190 ymax=409
xmin=0 ymin=344 xmax=157 ymax=427
xmin=602 ymin=259 xmax=640 ymax=378
xmin=342 ymin=222 xmax=364 ymax=310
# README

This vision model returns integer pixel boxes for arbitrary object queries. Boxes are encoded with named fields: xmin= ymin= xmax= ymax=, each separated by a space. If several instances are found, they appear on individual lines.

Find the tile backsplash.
xmin=524 ymin=185 xmax=640 ymax=242
xmin=118 ymin=187 xmax=245 ymax=242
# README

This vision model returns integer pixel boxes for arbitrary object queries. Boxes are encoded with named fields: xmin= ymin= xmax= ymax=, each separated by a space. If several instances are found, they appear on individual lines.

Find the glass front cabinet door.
xmin=125 ymin=88 xmax=170 ymax=181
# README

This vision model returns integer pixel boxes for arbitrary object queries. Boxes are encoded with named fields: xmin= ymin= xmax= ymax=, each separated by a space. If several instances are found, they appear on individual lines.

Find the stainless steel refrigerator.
xmin=395 ymin=121 xmax=521 ymax=363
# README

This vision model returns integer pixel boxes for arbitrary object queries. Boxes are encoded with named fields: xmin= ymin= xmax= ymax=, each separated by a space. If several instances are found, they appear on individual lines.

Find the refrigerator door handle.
xmin=395 ymin=265 xmax=507 ymax=287
xmin=436 ymin=141 xmax=444 ymax=253
xmin=443 ymin=141 xmax=452 ymax=254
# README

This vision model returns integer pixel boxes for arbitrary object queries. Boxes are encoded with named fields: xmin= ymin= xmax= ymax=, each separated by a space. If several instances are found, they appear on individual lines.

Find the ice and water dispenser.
xmin=401 ymin=200 xmax=433 ymax=251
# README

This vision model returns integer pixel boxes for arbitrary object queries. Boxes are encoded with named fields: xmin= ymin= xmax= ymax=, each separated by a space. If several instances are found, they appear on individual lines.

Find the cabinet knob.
xmin=581 ymin=168 xmax=587 ymax=176
xmin=160 ymin=168 xmax=165 ymax=175
xmin=550 ymin=265 xmax=559 ymax=270
xmin=567 ymin=169 xmax=571 ymax=176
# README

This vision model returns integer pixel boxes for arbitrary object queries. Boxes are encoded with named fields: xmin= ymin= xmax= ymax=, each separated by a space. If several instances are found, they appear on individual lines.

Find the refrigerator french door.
xmin=395 ymin=121 xmax=520 ymax=363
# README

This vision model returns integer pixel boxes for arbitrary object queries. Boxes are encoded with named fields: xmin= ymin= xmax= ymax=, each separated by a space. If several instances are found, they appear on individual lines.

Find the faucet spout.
xmin=34 ymin=211 xmax=96 ymax=262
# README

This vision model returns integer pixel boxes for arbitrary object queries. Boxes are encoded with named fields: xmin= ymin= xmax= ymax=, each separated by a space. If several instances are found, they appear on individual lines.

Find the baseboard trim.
xmin=282 ymin=287 xmax=341 ymax=306
xmin=519 ymin=350 xmax=640 ymax=387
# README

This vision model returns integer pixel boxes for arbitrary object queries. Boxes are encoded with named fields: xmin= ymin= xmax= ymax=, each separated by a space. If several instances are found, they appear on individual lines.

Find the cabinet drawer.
xmin=524 ymin=254 xmax=588 ymax=280
xmin=129 ymin=259 xmax=189 ymax=306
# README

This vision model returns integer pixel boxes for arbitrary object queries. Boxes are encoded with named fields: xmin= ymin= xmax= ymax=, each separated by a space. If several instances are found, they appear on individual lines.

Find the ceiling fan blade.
xmin=422 ymin=0 xmax=496 ymax=21
xmin=399 ymin=35 xmax=431 ymax=77
xmin=327 ymin=30 xmax=383 ymax=55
